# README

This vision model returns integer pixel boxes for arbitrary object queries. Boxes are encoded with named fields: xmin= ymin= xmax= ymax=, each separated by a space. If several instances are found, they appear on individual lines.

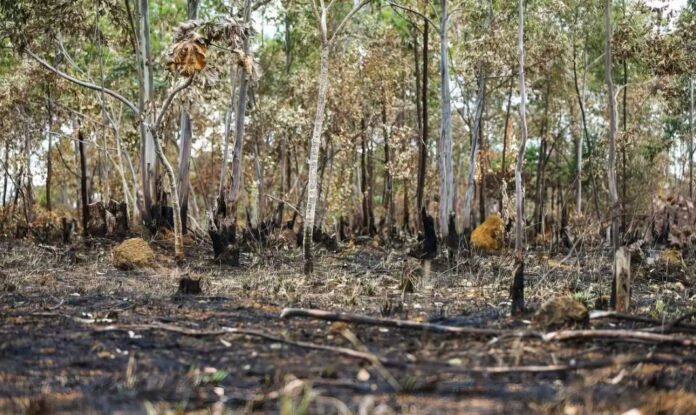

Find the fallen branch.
xmin=91 ymin=322 xmax=696 ymax=376
xmin=590 ymin=310 xmax=668 ymax=325
xmin=280 ymin=308 xmax=532 ymax=338
xmin=591 ymin=310 xmax=696 ymax=334
xmin=95 ymin=322 xmax=397 ymax=366
xmin=543 ymin=329 xmax=696 ymax=347
xmin=669 ymin=310 xmax=696 ymax=329
xmin=434 ymin=353 xmax=696 ymax=375
xmin=283 ymin=308 xmax=696 ymax=348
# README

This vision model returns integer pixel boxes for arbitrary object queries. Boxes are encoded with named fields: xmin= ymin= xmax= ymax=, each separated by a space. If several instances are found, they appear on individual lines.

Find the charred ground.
xmin=1 ymin=235 xmax=695 ymax=415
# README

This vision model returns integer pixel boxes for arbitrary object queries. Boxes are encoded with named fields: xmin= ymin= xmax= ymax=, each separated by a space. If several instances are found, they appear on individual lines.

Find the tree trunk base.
xmin=511 ymin=258 xmax=525 ymax=316
xmin=85 ymin=201 xmax=129 ymax=238
xmin=613 ymin=247 xmax=631 ymax=312
xmin=177 ymin=277 xmax=202 ymax=295
xmin=150 ymin=204 xmax=174 ymax=231
xmin=62 ymin=217 xmax=76 ymax=244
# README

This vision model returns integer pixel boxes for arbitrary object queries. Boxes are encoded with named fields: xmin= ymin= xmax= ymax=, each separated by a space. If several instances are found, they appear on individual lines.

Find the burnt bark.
xmin=78 ymin=130 xmax=90 ymax=237
xmin=45 ymin=85 xmax=53 ymax=211
xmin=178 ymin=110 xmax=193 ymax=234
xmin=512 ymin=0 xmax=529 ymax=316
xmin=415 ymin=17 xmax=428 ymax=221
xmin=2 ymin=141 xmax=8 ymax=207
xmin=360 ymin=117 xmax=375 ymax=235
xmin=382 ymin=96 xmax=394 ymax=237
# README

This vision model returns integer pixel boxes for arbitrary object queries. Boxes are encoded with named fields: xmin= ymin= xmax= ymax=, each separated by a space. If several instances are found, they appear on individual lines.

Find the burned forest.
xmin=1 ymin=0 xmax=696 ymax=414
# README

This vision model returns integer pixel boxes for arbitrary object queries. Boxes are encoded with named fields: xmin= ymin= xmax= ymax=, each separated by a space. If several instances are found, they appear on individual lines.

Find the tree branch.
xmin=25 ymin=49 xmax=140 ymax=116
xmin=329 ymin=0 xmax=370 ymax=44
xmin=153 ymin=76 xmax=194 ymax=131
xmin=388 ymin=2 xmax=438 ymax=33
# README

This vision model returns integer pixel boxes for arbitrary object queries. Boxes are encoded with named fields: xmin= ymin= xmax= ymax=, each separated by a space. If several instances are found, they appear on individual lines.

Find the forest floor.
xmin=1 ymin=235 xmax=695 ymax=415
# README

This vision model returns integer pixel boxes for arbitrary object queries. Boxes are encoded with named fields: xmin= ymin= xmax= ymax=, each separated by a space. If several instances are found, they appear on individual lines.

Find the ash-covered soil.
xmin=1 ymin=238 xmax=695 ymax=414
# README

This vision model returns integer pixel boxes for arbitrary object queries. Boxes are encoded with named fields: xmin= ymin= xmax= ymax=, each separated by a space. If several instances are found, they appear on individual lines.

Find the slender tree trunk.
xmin=690 ymin=77 xmax=694 ymax=199
xmin=316 ymin=136 xmax=333 ymax=230
xmin=478 ymin=106 xmax=487 ymax=224
xmin=151 ymin=127 xmax=184 ymax=260
xmin=500 ymin=78 xmax=513 ymax=214
xmin=45 ymin=86 xmax=53 ymax=211
xmin=605 ymin=0 xmax=621 ymax=308
xmin=2 ymin=141 xmax=8 ymax=206
xmin=277 ymin=11 xmax=292 ymax=226
xmin=78 ymin=130 xmax=89 ymax=236
xmin=360 ymin=117 xmax=374 ymax=234
xmin=413 ymin=25 xmax=422 ymax=143
xmin=534 ymin=82 xmax=550 ymax=236
xmin=253 ymin=129 xmax=266 ymax=225
xmin=187 ymin=0 xmax=199 ymax=18
xmin=178 ymin=110 xmax=193 ymax=233
xmin=621 ymin=0 xmax=628 ymax=226
xmin=465 ymin=4 xmax=492 ymax=232
xmin=416 ymin=18 xmax=428 ymax=221
xmin=219 ymin=70 xmax=238 ymax=198
xmin=227 ymin=0 xmax=252 ymax=228
xmin=438 ymin=0 xmax=453 ymax=239
xmin=403 ymin=182 xmax=409 ymax=231
xmin=621 ymin=58 xmax=627 ymax=230
xmin=176 ymin=0 xmax=199 ymax=234
xmin=114 ymin=126 xmax=134 ymax=222
xmin=96 ymin=21 xmax=112 ymax=205
xmin=302 ymin=0 xmax=365 ymax=272
xmin=463 ymin=66 xmax=486 ymax=232
xmin=572 ymin=40 xmax=600 ymax=219
xmin=13 ymin=167 xmax=23 ymax=208
xmin=512 ymin=0 xmax=528 ymax=316
xmin=23 ymin=130 xmax=34 ymax=227
xmin=138 ymin=0 xmax=156 ymax=222
xmin=605 ymin=0 xmax=619 ymax=250
xmin=382 ymin=96 xmax=394 ymax=236
xmin=303 ymin=43 xmax=330 ymax=274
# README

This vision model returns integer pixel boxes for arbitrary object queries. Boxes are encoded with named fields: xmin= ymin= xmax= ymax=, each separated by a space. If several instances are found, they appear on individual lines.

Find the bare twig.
xmin=26 ymin=49 xmax=139 ymax=115
xmin=95 ymin=322 xmax=396 ymax=365
xmin=543 ymin=329 xmax=696 ymax=347
xmin=438 ymin=353 xmax=696 ymax=374
xmin=91 ymin=322 xmax=696 ymax=376
xmin=669 ymin=311 xmax=696 ymax=329
xmin=281 ymin=308 xmax=533 ymax=337
xmin=591 ymin=310 xmax=696 ymax=332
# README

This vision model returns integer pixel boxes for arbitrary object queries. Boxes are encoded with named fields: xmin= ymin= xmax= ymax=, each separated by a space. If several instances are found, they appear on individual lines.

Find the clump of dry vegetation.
xmin=112 ymin=237 xmax=156 ymax=270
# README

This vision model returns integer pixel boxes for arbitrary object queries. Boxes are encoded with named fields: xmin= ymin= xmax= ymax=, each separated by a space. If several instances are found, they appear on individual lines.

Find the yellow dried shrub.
xmin=470 ymin=214 xmax=504 ymax=251
xmin=112 ymin=238 xmax=155 ymax=270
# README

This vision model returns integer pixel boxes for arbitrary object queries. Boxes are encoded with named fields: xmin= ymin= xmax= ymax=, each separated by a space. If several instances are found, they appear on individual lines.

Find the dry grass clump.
xmin=533 ymin=296 xmax=589 ymax=330
xmin=471 ymin=214 xmax=504 ymax=251
xmin=640 ymin=391 xmax=696 ymax=415
xmin=112 ymin=238 xmax=155 ymax=270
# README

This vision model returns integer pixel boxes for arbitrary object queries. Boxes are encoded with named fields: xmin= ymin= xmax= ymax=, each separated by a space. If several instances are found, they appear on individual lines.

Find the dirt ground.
xmin=1 ymin=236 xmax=695 ymax=415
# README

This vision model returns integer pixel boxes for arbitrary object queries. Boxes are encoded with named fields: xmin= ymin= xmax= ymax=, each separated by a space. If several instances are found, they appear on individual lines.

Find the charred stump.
xmin=62 ymin=217 xmax=76 ymax=244
xmin=446 ymin=212 xmax=462 ymax=258
xmin=611 ymin=247 xmax=631 ymax=311
xmin=149 ymin=204 xmax=174 ymax=231
xmin=511 ymin=256 xmax=525 ymax=315
xmin=296 ymin=225 xmax=339 ymax=252
xmin=85 ymin=200 xmax=129 ymax=238
xmin=107 ymin=200 xmax=129 ymax=235
xmin=420 ymin=207 xmax=437 ymax=260
xmin=177 ymin=277 xmax=202 ymax=295
xmin=86 ymin=202 xmax=108 ymax=237
xmin=208 ymin=198 xmax=240 ymax=266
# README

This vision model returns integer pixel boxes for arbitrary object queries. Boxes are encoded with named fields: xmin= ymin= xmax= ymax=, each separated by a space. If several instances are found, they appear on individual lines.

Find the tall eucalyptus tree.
xmin=511 ymin=0 xmax=529 ymax=315
xmin=302 ymin=0 xmax=369 ymax=274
